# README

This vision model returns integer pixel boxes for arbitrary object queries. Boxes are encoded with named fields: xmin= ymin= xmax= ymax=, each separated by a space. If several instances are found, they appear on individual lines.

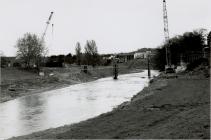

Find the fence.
xmin=181 ymin=52 xmax=210 ymax=64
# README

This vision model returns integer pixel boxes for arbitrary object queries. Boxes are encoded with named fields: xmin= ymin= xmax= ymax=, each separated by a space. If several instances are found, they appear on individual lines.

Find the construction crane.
xmin=163 ymin=0 xmax=174 ymax=72
xmin=39 ymin=12 xmax=54 ymax=71
xmin=41 ymin=12 xmax=54 ymax=41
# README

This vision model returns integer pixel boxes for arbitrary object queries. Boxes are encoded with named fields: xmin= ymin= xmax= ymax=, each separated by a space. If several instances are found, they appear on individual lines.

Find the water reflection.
xmin=0 ymin=70 xmax=159 ymax=139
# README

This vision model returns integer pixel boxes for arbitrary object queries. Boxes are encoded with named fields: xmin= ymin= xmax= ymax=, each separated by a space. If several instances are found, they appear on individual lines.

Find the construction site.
xmin=0 ymin=0 xmax=210 ymax=139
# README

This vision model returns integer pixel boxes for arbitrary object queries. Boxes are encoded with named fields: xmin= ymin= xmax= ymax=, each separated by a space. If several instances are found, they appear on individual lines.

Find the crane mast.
xmin=163 ymin=0 xmax=171 ymax=66
xmin=41 ymin=12 xmax=54 ymax=41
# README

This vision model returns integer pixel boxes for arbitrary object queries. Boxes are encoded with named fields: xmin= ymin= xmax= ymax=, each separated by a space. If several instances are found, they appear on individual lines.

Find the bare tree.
xmin=84 ymin=40 xmax=100 ymax=66
xmin=15 ymin=33 xmax=47 ymax=69
xmin=75 ymin=42 xmax=82 ymax=65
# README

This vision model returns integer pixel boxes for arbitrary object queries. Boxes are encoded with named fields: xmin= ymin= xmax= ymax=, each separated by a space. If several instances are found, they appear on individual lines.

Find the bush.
xmin=46 ymin=61 xmax=63 ymax=67
xmin=186 ymin=58 xmax=209 ymax=71
xmin=13 ymin=62 xmax=21 ymax=67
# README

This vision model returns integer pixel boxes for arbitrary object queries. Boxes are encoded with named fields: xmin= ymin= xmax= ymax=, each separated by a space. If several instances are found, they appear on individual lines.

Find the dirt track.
xmin=11 ymin=71 xmax=210 ymax=139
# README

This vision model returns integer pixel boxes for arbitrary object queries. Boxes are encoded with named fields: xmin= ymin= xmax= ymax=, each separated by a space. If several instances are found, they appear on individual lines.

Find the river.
xmin=0 ymin=70 xmax=159 ymax=139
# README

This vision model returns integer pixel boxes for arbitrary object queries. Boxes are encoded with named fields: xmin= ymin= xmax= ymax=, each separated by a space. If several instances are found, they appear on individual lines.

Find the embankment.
xmin=0 ymin=66 xmax=142 ymax=103
xmin=11 ymin=70 xmax=210 ymax=139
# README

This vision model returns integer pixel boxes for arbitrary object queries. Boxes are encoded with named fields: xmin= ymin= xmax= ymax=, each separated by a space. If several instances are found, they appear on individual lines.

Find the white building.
xmin=134 ymin=52 xmax=148 ymax=59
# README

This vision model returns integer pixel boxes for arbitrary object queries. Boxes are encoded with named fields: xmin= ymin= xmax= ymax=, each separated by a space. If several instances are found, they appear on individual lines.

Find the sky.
xmin=0 ymin=0 xmax=210 ymax=56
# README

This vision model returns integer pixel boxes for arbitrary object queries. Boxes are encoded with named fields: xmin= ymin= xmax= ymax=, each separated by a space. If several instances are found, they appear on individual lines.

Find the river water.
xmin=0 ymin=70 xmax=159 ymax=139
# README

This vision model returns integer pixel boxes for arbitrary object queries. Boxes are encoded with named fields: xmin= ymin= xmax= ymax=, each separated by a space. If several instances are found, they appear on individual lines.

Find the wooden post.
xmin=113 ymin=60 xmax=118 ymax=79
xmin=83 ymin=65 xmax=88 ymax=73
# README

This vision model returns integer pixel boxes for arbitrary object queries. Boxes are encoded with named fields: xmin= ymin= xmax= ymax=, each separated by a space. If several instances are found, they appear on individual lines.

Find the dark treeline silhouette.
xmin=46 ymin=40 xmax=102 ymax=67
xmin=153 ymin=29 xmax=210 ymax=70
xmin=46 ymin=55 xmax=67 ymax=67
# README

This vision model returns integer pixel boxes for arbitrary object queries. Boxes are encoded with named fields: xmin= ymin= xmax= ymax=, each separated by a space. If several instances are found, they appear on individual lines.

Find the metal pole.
xmin=113 ymin=59 xmax=118 ymax=79
xmin=147 ymin=54 xmax=151 ymax=78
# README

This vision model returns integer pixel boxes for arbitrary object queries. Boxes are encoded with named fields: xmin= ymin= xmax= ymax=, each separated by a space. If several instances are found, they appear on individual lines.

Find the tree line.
xmin=13 ymin=33 xmax=103 ymax=69
xmin=153 ymin=29 xmax=210 ymax=70
xmin=6 ymin=29 xmax=211 ymax=70
xmin=46 ymin=40 xmax=101 ymax=67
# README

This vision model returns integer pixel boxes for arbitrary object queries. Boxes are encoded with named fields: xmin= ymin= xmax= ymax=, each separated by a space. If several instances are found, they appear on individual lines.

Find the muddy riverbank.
xmin=0 ymin=66 xmax=142 ymax=103
xmin=11 ymin=69 xmax=210 ymax=139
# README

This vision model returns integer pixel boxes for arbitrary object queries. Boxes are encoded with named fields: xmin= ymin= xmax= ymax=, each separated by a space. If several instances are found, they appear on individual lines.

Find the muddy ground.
xmin=0 ymin=65 xmax=142 ymax=103
xmin=11 ymin=68 xmax=210 ymax=139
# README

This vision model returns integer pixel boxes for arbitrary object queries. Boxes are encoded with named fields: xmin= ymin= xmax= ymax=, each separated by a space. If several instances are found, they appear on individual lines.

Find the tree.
xmin=58 ymin=55 xmax=65 ymax=64
xmin=75 ymin=42 xmax=82 ymax=65
xmin=208 ymin=31 xmax=211 ymax=47
xmin=15 ymin=33 xmax=47 ymax=69
xmin=84 ymin=40 xmax=100 ymax=66
xmin=65 ymin=53 xmax=73 ymax=64
xmin=154 ymin=29 xmax=206 ymax=70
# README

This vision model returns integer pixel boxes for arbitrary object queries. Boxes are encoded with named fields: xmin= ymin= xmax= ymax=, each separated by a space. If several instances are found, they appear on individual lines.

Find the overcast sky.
xmin=0 ymin=0 xmax=210 ymax=56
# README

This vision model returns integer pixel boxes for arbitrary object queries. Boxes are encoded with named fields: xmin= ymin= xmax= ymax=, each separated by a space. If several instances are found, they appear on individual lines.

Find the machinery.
xmin=38 ymin=12 xmax=54 ymax=72
xmin=163 ymin=0 xmax=174 ymax=73
xmin=41 ymin=12 xmax=54 ymax=41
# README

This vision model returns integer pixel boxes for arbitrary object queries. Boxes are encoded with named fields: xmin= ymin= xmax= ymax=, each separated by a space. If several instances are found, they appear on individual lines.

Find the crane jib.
xmin=42 ymin=12 xmax=54 ymax=41
xmin=48 ymin=12 xmax=53 ymax=21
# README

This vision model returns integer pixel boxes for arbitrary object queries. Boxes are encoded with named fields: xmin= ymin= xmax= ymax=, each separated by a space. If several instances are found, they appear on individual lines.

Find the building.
xmin=116 ymin=53 xmax=134 ymax=63
xmin=134 ymin=52 xmax=148 ymax=59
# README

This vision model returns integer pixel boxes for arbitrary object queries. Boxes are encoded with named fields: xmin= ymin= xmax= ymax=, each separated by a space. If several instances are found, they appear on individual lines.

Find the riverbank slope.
xmin=0 ymin=66 xmax=142 ymax=103
xmin=11 ymin=68 xmax=210 ymax=139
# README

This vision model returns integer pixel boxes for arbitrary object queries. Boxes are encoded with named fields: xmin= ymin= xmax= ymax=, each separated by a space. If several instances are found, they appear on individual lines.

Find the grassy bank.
xmin=0 ymin=65 xmax=142 ymax=103
xmin=11 ymin=68 xmax=210 ymax=139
